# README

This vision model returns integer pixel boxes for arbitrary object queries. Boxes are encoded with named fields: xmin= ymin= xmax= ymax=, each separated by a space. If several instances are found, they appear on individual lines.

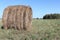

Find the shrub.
xmin=36 ymin=18 xmax=39 ymax=20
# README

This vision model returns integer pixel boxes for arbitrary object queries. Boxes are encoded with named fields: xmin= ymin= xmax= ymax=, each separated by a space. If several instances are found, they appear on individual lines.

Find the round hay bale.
xmin=2 ymin=5 xmax=32 ymax=31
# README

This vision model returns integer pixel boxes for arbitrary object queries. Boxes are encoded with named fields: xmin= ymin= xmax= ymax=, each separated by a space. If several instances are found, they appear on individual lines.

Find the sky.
xmin=0 ymin=0 xmax=60 ymax=18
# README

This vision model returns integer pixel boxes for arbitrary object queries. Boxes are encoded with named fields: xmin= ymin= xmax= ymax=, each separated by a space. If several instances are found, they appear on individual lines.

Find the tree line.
xmin=43 ymin=13 xmax=60 ymax=19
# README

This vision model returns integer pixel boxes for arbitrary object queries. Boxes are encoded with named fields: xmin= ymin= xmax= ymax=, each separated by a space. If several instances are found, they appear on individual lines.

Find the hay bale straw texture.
xmin=2 ymin=5 xmax=32 ymax=30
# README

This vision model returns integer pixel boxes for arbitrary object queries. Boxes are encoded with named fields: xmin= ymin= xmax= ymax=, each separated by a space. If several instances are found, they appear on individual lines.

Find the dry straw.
xmin=2 ymin=5 xmax=32 ymax=31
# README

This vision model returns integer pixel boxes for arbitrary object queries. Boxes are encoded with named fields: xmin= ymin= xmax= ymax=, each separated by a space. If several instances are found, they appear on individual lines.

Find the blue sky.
xmin=0 ymin=0 xmax=60 ymax=18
